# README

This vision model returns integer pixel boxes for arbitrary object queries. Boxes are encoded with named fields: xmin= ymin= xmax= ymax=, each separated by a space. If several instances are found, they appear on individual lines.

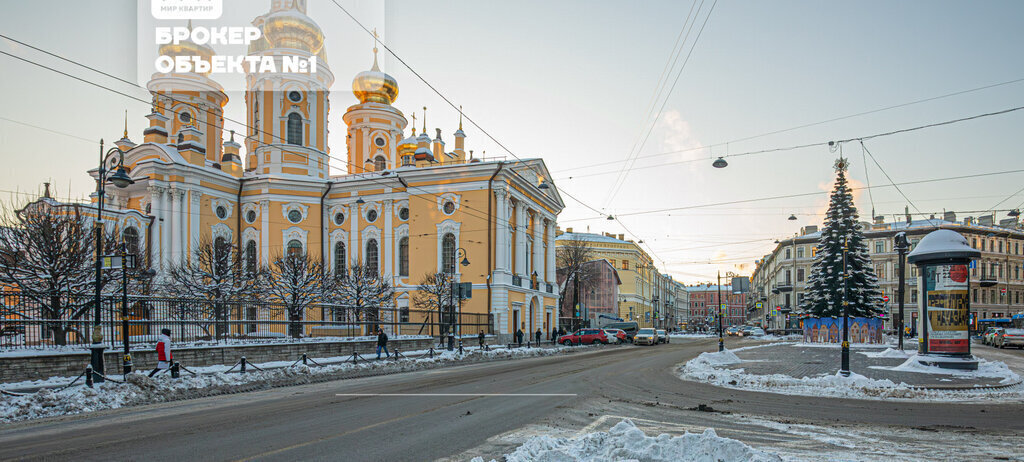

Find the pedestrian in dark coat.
xmin=376 ymin=328 xmax=390 ymax=359
xmin=535 ymin=328 xmax=542 ymax=344
xmin=551 ymin=328 xmax=558 ymax=345
xmin=478 ymin=330 xmax=486 ymax=348
xmin=515 ymin=328 xmax=524 ymax=346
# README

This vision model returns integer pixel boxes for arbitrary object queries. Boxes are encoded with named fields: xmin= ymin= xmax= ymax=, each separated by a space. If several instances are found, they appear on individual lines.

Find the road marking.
xmin=335 ymin=393 xmax=577 ymax=397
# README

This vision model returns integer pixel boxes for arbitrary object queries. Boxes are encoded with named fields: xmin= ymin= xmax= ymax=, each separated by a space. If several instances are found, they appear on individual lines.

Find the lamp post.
xmin=447 ymin=248 xmax=470 ymax=346
xmin=92 ymin=140 xmax=135 ymax=383
xmin=717 ymin=271 xmax=724 ymax=352
xmin=840 ymin=236 xmax=851 ymax=377
xmin=894 ymin=232 xmax=909 ymax=351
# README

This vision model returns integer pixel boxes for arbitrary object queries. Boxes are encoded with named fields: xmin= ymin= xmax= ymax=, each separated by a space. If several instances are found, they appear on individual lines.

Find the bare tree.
xmin=166 ymin=234 xmax=258 ymax=339
xmin=412 ymin=271 xmax=454 ymax=336
xmin=0 ymin=197 xmax=122 ymax=345
xmin=330 ymin=264 xmax=394 ymax=335
xmin=556 ymin=237 xmax=596 ymax=320
xmin=263 ymin=251 xmax=325 ymax=338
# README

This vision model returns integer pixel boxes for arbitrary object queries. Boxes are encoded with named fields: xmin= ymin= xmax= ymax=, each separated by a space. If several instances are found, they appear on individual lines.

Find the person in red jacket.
xmin=148 ymin=328 xmax=173 ymax=377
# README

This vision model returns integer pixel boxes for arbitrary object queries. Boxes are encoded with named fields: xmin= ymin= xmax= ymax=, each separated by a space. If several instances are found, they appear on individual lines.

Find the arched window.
xmin=122 ymin=227 xmax=139 ymax=256
xmin=245 ymin=240 xmax=257 ymax=275
xmin=442 ymin=233 xmax=456 ymax=275
xmin=287 ymin=239 xmax=303 ymax=256
xmin=399 ymin=237 xmax=409 ymax=277
xmin=402 ymin=155 xmax=414 ymax=167
xmin=374 ymin=155 xmax=387 ymax=171
xmin=365 ymin=239 xmax=379 ymax=275
xmin=286 ymin=113 xmax=303 ymax=145
xmin=214 ymin=237 xmax=228 ymax=275
xmin=334 ymin=242 xmax=346 ymax=276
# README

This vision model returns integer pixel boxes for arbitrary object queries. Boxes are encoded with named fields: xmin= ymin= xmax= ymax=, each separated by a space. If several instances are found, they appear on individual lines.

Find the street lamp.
xmin=717 ymin=270 xmax=725 ymax=352
xmin=447 ymin=247 xmax=470 ymax=347
xmin=894 ymin=232 xmax=909 ymax=351
xmin=92 ymin=140 xmax=134 ymax=383
xmin=840 ymin=236 xmax=851 ymax=377
xmin=712 ymin=157 xmax=728 ymax=168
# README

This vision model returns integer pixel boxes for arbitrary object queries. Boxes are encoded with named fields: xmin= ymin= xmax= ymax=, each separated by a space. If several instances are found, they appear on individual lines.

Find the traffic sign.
xmin=882 ymin=295 xmax=889 ymax=302
xmin=1001 ymin=287 xmax=1007 ymax=295
xmin=101 ymin=254 xmax=137 ymax=270
xmin=755 ymin=302 xmax=763 ymax=309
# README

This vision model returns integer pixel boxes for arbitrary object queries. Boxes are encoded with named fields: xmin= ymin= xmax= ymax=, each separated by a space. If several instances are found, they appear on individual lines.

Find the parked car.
xmin=748 ymin=327 xmax=766 ymax=337
xmin=603 ymin=329 xmax=628 ymax=344
xmin=983 ymin=328 xmax=1003 ymax=346
xmin=994 ymin=328 xmax=1024 ymax=349
xmin=737 ymin=326 xmax=755 ymax=337
xmin=602 ymin=322 xmax=639 ymax=341
xmin=656 ymin=329 xmax=668 ymax=344
xmin=558 ymin=329 xmax=609 ymax=345
xmin=633 ymin=328 xmax=658 ymax=346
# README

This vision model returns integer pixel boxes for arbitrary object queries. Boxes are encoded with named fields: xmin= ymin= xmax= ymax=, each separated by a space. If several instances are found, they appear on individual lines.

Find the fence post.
xmin=85 ymin=365 xmax=94 ymax=388
xmin=240 ymin=356 xmax=247 ymax=373
xmin=302 ymin=353 xmax=308 ymax=366
xmin=171 ymin=362 xmax=180 ymax=379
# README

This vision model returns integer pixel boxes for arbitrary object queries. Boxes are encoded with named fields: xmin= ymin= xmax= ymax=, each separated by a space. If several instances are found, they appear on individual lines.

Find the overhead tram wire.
xmin=326 ymin=0 xmax=615 ymax=224
xmin=603 ymin=0 xmax=718 ymax=207
xmin=0 ymin=43 xmax=516 ymax=230
xmin=859 ymin=140 xmax=929 ymax=224
xmin=559 ymin=103 xmax=1024 ymax=182
xmin=559 ymin=167 xmax=1024 ymax=222
xmin=557 ymin=75 xmax=1024 ymax=175
xmin=605 ymin=0 xmax=704 ymax=207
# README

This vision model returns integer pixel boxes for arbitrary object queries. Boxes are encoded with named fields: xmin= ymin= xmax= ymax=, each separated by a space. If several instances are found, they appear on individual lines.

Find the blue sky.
xmin=1 ymin=0 xmax=1023 ymax=283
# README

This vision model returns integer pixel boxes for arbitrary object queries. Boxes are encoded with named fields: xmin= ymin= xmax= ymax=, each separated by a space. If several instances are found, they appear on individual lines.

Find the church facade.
xmin=75 ymin=0 xmax=563 ymax=339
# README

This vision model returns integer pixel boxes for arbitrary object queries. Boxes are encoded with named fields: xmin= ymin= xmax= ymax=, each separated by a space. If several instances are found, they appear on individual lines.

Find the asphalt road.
xmin=1 ymin=338 xmax=1022 ymax=461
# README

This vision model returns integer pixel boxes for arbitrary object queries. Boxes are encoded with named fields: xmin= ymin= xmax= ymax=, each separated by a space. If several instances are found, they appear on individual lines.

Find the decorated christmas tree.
xmin=801 ymin=157 xmax=883 ymax=317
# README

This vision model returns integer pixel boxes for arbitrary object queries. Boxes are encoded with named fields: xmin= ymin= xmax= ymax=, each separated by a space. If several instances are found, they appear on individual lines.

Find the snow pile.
xmin=471 ymin=419 xmax=782 ymax=462
xmin=875 ymin=354 xmax=1022 ymax=384
xmin=680 ymin=349 xmax=1024 ymax=401
xmin=860 ymin=348 xmax=912 ymax=359
xmin=0 ymin=345 xmax=585 ymax=423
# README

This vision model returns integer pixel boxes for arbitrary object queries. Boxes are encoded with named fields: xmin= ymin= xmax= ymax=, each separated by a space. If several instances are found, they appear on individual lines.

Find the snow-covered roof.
xmin=907 ymin=229 xmax=981 ymax=264
xmin=556 ymin=232 xmax=631 ymax=244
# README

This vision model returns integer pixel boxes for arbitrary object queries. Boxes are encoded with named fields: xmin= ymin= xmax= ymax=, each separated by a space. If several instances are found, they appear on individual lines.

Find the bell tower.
xmin=342 ymin=33 xmax=407 ymax=174
xmin=245 ymin=0 xmax=334 ymax=178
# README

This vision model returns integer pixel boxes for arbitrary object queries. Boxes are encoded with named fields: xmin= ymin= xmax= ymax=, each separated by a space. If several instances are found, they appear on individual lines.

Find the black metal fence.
xmin=1 ymin=295 xmax=493 ymax=350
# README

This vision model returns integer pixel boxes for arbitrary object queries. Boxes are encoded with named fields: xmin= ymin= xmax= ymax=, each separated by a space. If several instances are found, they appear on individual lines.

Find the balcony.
xmin=776 ymin=282 xmax=794 ymax=293
xmin=546 ymin=283 xmax=554 ymax=293
xmin=979 ymin=276 xmax=998 ymax=287
xmin=512 ymin=274 xmax=523 ymax=287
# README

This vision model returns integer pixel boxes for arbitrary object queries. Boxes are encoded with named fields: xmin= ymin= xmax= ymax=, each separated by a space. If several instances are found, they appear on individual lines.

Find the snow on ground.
xmin=679 ymin=347 xmax=1024 ymax=402
xmin=869 ymin=354 xmax=1021 ymax=384
xmin=0 ymin=345 xmax=585 ymax=423
xmin=858 ymin=348 xmax=912 ymax=359
xmin=469 ymin=419 xmax=782 ymax=462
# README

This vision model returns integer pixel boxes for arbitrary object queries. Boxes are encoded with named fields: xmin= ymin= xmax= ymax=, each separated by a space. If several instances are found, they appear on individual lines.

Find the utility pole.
xmin=894 ymin=232 xmax=909 ymax=351
xmin=717 ymin=271 xmax=724 ymax=352
xmin=841 ymin=236 xmax=851 ymax=377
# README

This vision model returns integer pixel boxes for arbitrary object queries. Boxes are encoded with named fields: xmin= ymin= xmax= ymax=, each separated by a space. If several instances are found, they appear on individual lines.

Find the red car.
xmin=558 ymin=329 xmax=609 ymax=345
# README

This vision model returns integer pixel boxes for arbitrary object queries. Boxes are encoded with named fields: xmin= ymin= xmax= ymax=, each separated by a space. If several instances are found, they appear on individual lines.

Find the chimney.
xmin=565 ymin=227 xmax=573 ymax=234
xmin=618 ymin=234 xmax=624 ymax=240
xmin=943 ymin=211 xmax=957 ymax=222
xmin=873 ymin=215 xmax=884 ymax=225
xmin=978 ymin=215 xmax=993 ymax=227
xmin=432 ymin=128 xmax=445 ymax=161
xmin=905 ymin=205 xmax=912 ymax=224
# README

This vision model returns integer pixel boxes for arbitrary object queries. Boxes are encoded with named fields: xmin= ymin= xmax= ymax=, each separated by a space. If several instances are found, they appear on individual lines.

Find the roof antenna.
xmin=422 ymin=106 xmax=427 ymax=133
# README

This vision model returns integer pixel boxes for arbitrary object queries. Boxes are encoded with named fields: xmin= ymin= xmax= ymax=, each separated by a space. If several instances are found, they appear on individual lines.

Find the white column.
xmin=546 ymin=220 xmax=556 ymax=283
xmin=350 ymin=202 xmax=360 ymax=265
xmin=532 ymin=211 xmax=544 ymax=283
xmin=169 ymin=188 xmax=182 ymax=265
xmin=189 ymin=190 xmax=202 ymax=258
xmin=260 ymin=200 xmax=270 ymax=264
xmin=383 ymin=199 xmax=393 ymax=277
xmin=147 ymin=185 xmax=165 ymax=269
xmin=493 ymin=188 xmax=508 ymax=272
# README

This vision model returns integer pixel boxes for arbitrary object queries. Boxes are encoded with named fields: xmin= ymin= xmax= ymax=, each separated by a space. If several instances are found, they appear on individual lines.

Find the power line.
xmin=558 ymin=75 xmax=1024 ymax=175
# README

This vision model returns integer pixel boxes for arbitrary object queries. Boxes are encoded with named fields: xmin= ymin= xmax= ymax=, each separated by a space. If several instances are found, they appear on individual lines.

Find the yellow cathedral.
xmin=72 ymin=0 xmax=563 ymax=341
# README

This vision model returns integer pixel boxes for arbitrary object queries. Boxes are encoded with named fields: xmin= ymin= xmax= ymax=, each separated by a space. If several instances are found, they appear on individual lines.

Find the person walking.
xmin=551 ymin=328 xmax=558 ymax=345
xmin=515 ymin=328 xmax=524 ymax=347
xmin=376 ymin=328 xmax=390 ymax=359
xmin=535 ymin=328 xmax=542 ymax=345
xmin=478 ymin=330 xmax=486 ymax=348
xmin=148 ymin=328 xmax=172 ymax=377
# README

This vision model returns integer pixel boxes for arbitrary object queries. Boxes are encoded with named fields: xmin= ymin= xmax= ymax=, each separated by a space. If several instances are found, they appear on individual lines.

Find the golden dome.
xmin=352 ymin=50 xmax=398 ymax=105
xmin=397 ymin=133 xmax=418 ymax=155
xmin=261 ymin=10 xmax=324 ymax=54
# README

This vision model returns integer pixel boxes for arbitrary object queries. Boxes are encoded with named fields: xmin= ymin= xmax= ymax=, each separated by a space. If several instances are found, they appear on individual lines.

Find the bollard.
xmin=458 ymin=340 xmax=464 ymax=355
xmin=240 ymin=357 xmax=247 ymax=373
xmin=171 ymin=362 xmax=180 ymax=379
xmin=429 ymin=348 xmax=435 ymax=359
xmin=85 ymin=365 xmax=94 ymax=388
xmin=352 ymin=348 xmax=359 ymax=364
xmin=302 ymin=353 xmax=308 ymax=366
xmin=508 ymin=343 xmax=512 ymax=350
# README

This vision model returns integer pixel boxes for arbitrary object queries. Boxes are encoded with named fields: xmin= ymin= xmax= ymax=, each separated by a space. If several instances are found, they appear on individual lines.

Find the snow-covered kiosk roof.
xmin=907 ymin=229 xmax=981 ymax=264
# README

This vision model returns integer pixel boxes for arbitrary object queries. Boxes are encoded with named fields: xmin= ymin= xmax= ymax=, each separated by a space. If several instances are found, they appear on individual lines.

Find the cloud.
xmin=657 ymin=109 xmax=702 ymax=159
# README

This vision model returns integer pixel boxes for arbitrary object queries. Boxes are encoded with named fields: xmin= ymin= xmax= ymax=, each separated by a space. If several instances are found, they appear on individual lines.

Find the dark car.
xmin=558 ymin=329 xmax=609 ymax=345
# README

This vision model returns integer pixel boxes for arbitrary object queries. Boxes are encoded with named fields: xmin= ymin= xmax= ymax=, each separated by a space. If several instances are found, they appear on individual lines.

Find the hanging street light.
xmin=788 ymin=214 xmax=798 ymax=220
xmin=712 ymin=157 xmax=728 ymax=168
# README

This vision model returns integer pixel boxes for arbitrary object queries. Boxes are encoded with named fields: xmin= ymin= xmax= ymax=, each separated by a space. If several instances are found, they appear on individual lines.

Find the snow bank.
xmin=859 ymin=348 xmax=912 ymax=359
xmin=0 ymin=346 xmax=583 ymax=423
xmin=872 ymin=354 xmax=1021 ymax=384
xmin=470 ymin=419 xmax=782 ymax=462
xmin=680 ymin=349 xmax=1024 ymax=402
